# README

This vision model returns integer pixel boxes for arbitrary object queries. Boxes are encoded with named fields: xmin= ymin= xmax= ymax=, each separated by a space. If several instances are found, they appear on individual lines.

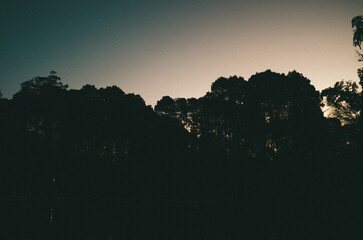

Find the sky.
xmin=1 ymin=0 xmax=362 ymax=105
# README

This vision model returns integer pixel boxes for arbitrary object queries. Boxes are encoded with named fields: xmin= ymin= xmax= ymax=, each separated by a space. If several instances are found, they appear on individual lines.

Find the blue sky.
xmin=1 ymin=0 xmax=362 ymax=105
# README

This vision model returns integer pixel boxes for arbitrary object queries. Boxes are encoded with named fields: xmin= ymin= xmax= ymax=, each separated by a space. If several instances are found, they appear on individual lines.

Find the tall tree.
xmin=352 ymin=16 xmax=363 ymax=84
xmin=351 ymin=16 xmax=363 ymax=126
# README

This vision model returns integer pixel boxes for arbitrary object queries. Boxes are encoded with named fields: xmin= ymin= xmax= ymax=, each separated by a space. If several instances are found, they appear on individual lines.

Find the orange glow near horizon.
xmin=1 ymin=1 xmax=362 ymax=106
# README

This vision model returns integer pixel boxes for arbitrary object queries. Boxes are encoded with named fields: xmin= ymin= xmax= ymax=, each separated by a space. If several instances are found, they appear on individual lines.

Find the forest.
xmin=0 ymin=15 xmax=362 ymax=240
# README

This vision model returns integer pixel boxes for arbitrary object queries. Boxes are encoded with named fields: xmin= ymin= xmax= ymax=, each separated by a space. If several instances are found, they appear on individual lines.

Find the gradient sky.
xmin=1 ymin=0 xmax=362 ymax=105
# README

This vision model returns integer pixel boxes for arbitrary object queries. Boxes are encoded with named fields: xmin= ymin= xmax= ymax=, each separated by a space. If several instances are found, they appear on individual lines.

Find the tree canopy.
xmin=352 ymin=16 xmax=363 ymax=85
xmin=13 ymin=71 xmax=68 ymax=99
xmin=352 ymin=16 xmax=363 ymax=50
xmin=1 ymin=68 xmax=362 ymax=239
xmin=321 ymin=80 xmax=361 ymax=124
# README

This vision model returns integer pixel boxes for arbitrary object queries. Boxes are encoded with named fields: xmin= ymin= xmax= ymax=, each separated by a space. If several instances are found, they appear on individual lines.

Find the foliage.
xmin=1 ymin=70 xmax=362 ymax=238
xmin=321 ymin=80 xmax=361 ymax=124
xmin=13 ymin=71 xmax=68 ymax=99
xmin=352 ymin=16 xmax=363 ymax=49
xmin=352 ymin=16 xmax=363 ymax=85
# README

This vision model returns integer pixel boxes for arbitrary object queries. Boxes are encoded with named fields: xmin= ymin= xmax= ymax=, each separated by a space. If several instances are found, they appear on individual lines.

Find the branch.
xmin=356 ymin=50 xmax=363 ymax=61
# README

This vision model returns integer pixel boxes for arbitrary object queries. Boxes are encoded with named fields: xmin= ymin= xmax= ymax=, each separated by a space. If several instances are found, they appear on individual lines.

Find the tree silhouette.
xmin=351 ymin=16 xmax=363 ymax=127
xmin=321 ymin=80 xmax=361 ymax=124
xmin=352 ymin=16 xmax=363 ymax=50
xmin=352 ymin=16 xmax=363 ymax=85
xmin=14 ymin=71 xmax=68 ymax=98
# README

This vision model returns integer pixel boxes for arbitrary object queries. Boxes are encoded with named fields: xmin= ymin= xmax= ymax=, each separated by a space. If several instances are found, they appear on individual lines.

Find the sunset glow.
xmin=1 ymin=0 xmax=362 ymax=105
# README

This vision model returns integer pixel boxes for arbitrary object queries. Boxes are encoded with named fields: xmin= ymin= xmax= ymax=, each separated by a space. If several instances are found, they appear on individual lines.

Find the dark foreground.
xmin=2 ymin=195 xmax=361 ymax=240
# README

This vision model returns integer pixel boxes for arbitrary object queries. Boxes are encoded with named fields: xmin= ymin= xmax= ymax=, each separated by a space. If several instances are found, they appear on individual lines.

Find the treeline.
xmin=0 ymin=69 xmax=362 ymax=238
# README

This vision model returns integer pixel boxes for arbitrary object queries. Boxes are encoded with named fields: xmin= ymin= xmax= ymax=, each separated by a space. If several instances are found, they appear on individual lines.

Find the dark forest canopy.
xmin=0 ymin=68 xmax=362 ymax=239
xmin=1 ymin=69 xmax=361 ymax=189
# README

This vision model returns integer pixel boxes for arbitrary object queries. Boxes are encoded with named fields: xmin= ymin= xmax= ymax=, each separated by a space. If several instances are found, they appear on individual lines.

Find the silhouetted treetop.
xmin=352 ymin=16 xmax=363 ymax=49
xmin=155 ymin=96 xmax=176 ymax=114
xmin=211 ymin=75 xmax=246 ymax=93
xmin=352 ymin=16 xmax=363 ymax=86
xmin=247 ymin=70 xmax=319 ymax=107
xmin=206 ymin=76 xmax=247 ymax=106
xmin=80 ymin=84 xmax=98 ymax=93
xmin=13 ymin=71 xmax=68 ymax=99
xmin=321 ymin=81 xmax=361 ymax=124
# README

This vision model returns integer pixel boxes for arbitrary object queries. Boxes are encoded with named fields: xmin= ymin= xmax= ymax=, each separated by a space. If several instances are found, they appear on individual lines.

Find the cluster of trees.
xmin=0 ymin=67 xmax=362 ymax=237
xmin=1 ymin=69 xmax=358 ymax=197
xmin=1 ymin=73 xmax=191 ymax=197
